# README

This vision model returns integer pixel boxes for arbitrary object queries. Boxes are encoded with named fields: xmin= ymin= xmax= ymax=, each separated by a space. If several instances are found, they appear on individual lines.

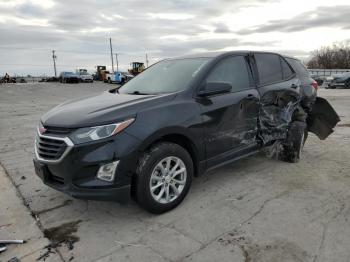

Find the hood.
xmin=41 ymin=91 xmax=175 ymax=128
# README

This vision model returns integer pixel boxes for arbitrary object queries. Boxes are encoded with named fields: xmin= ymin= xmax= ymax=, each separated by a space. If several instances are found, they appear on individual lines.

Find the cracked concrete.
xmin=0 ymin=82 xmax=350 ymax=262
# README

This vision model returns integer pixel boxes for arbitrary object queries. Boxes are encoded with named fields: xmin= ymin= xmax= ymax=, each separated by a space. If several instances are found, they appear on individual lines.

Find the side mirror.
xmin=197 ymin=82 xmax=232 ymax=97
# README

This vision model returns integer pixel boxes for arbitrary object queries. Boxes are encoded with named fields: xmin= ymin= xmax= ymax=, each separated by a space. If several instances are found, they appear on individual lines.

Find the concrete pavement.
xmin=0 ymin=165 xmax=62 ymax=262
xmin=0 ymin=82 xmax=350 ymax=262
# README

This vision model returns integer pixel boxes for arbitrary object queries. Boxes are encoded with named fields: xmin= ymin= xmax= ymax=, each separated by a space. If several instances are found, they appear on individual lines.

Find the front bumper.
xmin=33 ymin=131 xmax=141 ymax=203
xmin=329 ymin=82 xmax=345 ymax=88
xmin=34 ymin=159 xmax=131 ymax=202
xmin=80 ymin=78 xmax=93 ymax=82
xmin=66 ymin=77 xmax=80 ymax=83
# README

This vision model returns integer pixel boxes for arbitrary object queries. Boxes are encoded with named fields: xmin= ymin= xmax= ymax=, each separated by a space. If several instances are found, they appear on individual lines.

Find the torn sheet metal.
xmin=263 ymin=140 xmax=284 ymax=159
xmin=307 ymin=97 xmax=340 ymax=140
xmin=258 ymin=96 xmax=300 ymax=145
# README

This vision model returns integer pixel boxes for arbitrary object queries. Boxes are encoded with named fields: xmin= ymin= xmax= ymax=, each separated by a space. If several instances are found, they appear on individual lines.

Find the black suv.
xmin=34 ymin=51 xmax=339 ymax=213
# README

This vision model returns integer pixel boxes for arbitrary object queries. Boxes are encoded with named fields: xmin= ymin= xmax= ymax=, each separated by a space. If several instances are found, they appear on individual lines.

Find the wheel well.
xmin=130 ymin=133 xmax=200 ymax=200
xmin=147 ymin=134 xmax=199 ymax=177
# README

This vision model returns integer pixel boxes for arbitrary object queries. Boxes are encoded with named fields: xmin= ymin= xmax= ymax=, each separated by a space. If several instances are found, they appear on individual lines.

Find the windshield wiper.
xmin=127 ymin=91 xmax=152 ymax=95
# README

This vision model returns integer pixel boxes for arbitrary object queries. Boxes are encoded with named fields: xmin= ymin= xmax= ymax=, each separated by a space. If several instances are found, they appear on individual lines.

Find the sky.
xmin=0 ymin=0 xmax=349 ymax=76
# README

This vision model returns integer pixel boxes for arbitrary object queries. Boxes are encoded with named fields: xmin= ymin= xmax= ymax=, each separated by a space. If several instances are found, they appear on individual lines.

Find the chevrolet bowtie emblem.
xmin=39 ymin=127 xmax=47 ymax=135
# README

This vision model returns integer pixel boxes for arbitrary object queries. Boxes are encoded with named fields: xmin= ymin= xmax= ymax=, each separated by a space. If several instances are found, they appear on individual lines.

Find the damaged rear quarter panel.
xmin=257 ymin=79 xmax=301 ymax=144
xmin=307 ymin=97 xmax=340 ymax=140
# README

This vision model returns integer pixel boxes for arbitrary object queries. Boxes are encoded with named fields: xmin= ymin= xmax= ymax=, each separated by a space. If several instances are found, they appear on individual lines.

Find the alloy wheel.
xmin=149 ymin=156 xmax=187 ymax=204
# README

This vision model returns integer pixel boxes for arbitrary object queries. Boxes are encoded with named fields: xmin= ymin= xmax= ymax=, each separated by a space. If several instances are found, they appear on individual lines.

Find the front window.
xmin=119 ymin=58 xmax=209 ymax=95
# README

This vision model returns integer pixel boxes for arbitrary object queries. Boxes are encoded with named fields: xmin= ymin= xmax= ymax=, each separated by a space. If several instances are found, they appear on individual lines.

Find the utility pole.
xmin=145 ymin=53 xmax=149 ymax=68
xmin=115 ymin=53 xmax=119 ymax=72
xmin=109 ymin=38 xmax=114 ymax=72
xmin=52 ymin=50 xmax=57 ymax=77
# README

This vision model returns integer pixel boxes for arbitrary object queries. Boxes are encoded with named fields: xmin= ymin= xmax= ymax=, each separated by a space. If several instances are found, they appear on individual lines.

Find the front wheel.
xmin=135 ymin=142 xmax=193 ymax=214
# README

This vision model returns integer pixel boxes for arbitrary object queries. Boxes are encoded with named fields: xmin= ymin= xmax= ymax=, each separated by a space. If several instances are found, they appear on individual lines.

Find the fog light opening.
xmin=97 ymin=161 xmax=119 ymax=182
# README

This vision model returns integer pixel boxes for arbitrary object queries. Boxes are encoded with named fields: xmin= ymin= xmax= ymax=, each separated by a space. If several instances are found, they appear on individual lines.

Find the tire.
xmin=303 ymin=130 xmax=308 ymax=147
xmin=345 ymin=80 xmax=350 ymax=89
xmin=135 ymin=142 xmax=193 ymax=214
xmin=280 ymin=121 xmax=307 ymax=163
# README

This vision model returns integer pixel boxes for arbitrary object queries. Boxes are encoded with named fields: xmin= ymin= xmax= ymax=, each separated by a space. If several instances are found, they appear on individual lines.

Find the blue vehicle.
xmin=107 ymin=71 xmax=134 ymax=84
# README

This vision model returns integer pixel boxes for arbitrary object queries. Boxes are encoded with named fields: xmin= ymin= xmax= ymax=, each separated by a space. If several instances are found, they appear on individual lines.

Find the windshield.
xmin=119 ymin=58 xmax=209 ymax=95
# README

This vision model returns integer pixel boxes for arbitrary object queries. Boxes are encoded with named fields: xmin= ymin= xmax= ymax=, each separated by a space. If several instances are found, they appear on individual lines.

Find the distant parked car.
xmin=322 ymin=76 xmax=334 ymax=87
xmin=59 ymin=72 xmax=80 ymax=83
xmin=47 ymin=77 xmax=59 ymax=82
xmin=76 ymin=69 xmax=93 ymax=83
xmin=123 ymin=72 xmax=134 ymax=82
xmin=310 ymin=75 xmax=327 ymax=86
xmin=328 ymin=72 xmax=350 ymax=89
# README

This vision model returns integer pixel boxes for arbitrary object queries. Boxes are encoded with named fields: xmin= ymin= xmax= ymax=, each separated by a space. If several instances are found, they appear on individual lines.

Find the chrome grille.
xmin=43 ymin=126 xmax=73 ymax=136
xmin=36 ymin=136 xmax=68 ymax=161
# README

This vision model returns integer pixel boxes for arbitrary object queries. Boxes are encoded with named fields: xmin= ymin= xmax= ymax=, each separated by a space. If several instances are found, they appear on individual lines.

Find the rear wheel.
xmin=280 ymin=121 xmax=307 ymax=163
xmin=345 ymin=79 xmax=350 ymax=89
xmin=135 ymin=142 xmax=193 ymax=214
xmin=303 ymin=130 xmax=308 ymax=147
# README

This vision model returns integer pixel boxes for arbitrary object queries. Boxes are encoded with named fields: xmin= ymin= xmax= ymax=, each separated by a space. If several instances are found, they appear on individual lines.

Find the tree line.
xmin=307 ymin=41 xmax=350 ymax=69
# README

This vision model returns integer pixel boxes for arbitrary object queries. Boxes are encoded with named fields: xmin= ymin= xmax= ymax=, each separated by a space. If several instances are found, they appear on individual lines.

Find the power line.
xmin=116 ymin=53 xmax=119 ymax=72
xmin=0 ymin=63 xmax=100 ymax=67
xmin=0 ymin=46 xmax=109 ymax=55
xmin=52 ymin=50 xmax=57 ymax=77
xmin=109 ymin=38 xmax=114 ymax=72
xmin=0 ymin=45 xmax=157 ymax=57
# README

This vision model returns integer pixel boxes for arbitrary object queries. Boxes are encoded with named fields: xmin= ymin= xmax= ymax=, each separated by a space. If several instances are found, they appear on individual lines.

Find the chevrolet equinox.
xmin=34 ymin=51 xmax=339 ymax=213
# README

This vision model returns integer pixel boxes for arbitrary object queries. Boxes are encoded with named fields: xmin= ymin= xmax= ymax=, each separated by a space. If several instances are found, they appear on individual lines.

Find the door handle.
xmin=290 ymin=84 xmax=298 ymax=89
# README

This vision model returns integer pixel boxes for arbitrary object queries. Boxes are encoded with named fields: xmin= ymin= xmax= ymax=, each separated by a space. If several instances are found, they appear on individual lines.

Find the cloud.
xmin=0 ymin=0 xmax=349 ymax=75
xmin=214 ymin=23 xmax=232 ymax=33
xmin=237 ymin=5 xmax=350 ymax=34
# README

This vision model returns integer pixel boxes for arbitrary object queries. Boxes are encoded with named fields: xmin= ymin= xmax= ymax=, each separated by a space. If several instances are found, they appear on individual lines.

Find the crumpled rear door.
xmin=257 ymin=79 xmax=301 ymax=144
xmin=307 ymin=97 xmax=340 ymax=139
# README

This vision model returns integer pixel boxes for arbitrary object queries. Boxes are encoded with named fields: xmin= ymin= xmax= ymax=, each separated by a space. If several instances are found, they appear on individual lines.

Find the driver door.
xmin=197 ymin=55 xmax=260 ymax=168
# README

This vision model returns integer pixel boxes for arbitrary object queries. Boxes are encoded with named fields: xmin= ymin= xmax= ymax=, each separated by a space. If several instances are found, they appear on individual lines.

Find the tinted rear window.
xmin=285 ymin=58 xmax=309 ymax=79
xmin=280 ymin=57 xmax=294 ymax=79
xmin=255 ymin=54 xmax=283 ymax=85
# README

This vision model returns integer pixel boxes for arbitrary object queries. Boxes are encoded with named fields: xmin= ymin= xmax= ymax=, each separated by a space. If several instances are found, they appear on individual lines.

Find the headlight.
xmin=69 ymin=118 xmax=135 ymax=144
